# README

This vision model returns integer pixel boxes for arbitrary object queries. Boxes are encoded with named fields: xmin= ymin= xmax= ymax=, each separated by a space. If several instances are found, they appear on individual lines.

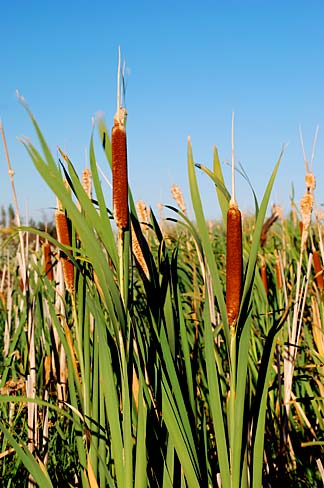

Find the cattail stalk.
xmin=112 ymin=48 xmax=129 ymax=308
xmin=226 ymin=113 xmax=243 ymax=330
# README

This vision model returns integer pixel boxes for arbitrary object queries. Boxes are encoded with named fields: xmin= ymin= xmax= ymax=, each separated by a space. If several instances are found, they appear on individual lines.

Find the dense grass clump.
xmin=0 ymin=94 xmax=324 ymax=488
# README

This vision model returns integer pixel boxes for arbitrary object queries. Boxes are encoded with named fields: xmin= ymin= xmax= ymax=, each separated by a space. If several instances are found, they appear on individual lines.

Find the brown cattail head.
xmin=260 ymin=255 xmax=268 ymax=295
xmin=260 ymin=206 xmax=280 ymax=247
xmin=313 ymin=249 xmax=324 ymax=290
xmin=112 ymin=107 xmax=128 ymax=230
xmin=275 ymin=251 xmax=282 ymax=290
xmin=299 ymin=220 xmax=304 ymax=235
xmin=55 ymin=210 xmax=74 ymax=294
xmin=43 ymin=241 xmax=54 ymax=282
xmin=226 ymin=202 xmax=243 ymax=330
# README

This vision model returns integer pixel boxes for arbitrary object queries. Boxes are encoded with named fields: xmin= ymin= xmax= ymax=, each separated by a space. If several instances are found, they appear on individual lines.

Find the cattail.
xmin=131 ymin=223 xmax=149 ymax=279
xmin=136 ymin=200 xmax=150 ymax=234
xmin=44 ymin=355 xmax=52 ymax=386
xmin=226 ymin=202 xmax=243 ymax=328
xmin=171 ymin=184 xmax=187 ymax=214
xmin=305 ymin=172 xmax=316 ymax=193
xmin=260 ymin=209 xmax=279 ymax=247
xmin=300 ymin=192 xmax=313 ymax=249
xmin=275 ymin=251 xmax=282 ymax=290
xmin=316 ymin=208 xmax=324 ymax=223
xmin=313 ymin=248 xmax=324 ymax=290
xmin=112 ymin=107 xmax=128 ymax=229
xmin=226 ymin=113 xmax=243 ymax=330
xmin=43 ymin=241 xmax=54 ymax=281
xmin=82 ymin=168 xmax=92 ymax=199
xmin=260 ymin=255 xmax=268 ymax=295
xmin=291 ymin=205 xmax=297 ymax=228
xmin=55 ymin=206 xmax=74 ymax=294
xmin=312 ymin=296 xmax=324 ymax=357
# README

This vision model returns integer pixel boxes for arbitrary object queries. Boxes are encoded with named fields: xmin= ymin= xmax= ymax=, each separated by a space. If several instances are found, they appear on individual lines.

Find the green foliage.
xmin=0 ymin=102 xmax=323 ymax=488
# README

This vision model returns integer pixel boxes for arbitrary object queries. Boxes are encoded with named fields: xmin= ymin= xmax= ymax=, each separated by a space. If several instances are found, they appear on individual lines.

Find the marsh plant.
xmin=0 ymin=73 xmax=323 ymax=488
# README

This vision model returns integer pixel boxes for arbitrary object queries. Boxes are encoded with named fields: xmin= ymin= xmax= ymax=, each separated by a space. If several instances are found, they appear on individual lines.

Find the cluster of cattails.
xmin=171 ymin=184 xmax=187 ymax=215
xmin=55 ymin=198 xmax=74 ymax=294
xmin=112 ymin=107 xmax=128 ymax=230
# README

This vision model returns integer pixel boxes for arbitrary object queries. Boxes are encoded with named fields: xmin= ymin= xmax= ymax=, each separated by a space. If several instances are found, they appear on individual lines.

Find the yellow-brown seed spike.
xmin=55 ymin=210 xmax=74 ymax=294
xmin=112 ymin=109 xmax=129 ymax=230
xmin=82 ymin=168 xmax=92 ymax=199
xmin=226 ymin=202 xmax=243 ymax=329
xmin=131 ymin=222 xmax=149 ymax=280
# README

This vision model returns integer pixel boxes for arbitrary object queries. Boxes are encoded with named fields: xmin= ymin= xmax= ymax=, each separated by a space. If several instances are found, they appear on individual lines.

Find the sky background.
xmin=0 ymin=0 xmax=324 ymax=223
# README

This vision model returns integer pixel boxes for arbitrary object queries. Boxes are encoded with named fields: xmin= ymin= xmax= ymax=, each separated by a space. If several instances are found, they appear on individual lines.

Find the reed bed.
xmin=0 ymin=87 xmax=323 ymax=488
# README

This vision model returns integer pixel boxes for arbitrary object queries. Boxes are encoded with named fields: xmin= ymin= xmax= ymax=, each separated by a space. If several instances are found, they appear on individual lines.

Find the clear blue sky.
xmin=1 ymin=0 xmax=324 ymax=223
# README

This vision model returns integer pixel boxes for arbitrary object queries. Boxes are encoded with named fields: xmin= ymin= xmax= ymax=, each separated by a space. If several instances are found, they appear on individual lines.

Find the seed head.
xmin=131 ymin=223 xmax=149 ymax=279
xmin=300 ymin=192 xmax=313 ymax=249
xmin=112 ymin=110 xmax=128 ymax=230
xmin=82 ymin=168 xmax=92 ymax=199
xmin=226 ymin=202 xmax=243 ymax=330
xmin=171 ymin=184 xmax=186 ymax=214
xmin=55 ymin=210 xmax=74 ymax=294
xmin=305 ymin=172 xmax=316 ymax=193
xmin=43 ymin=241 xmax=54 ymax=282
